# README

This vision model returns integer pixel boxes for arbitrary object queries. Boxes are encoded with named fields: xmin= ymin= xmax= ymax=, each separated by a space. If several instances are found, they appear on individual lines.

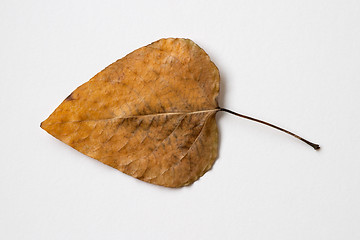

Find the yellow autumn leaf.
xmin=41 ymin=38 xmax=320 ymax=188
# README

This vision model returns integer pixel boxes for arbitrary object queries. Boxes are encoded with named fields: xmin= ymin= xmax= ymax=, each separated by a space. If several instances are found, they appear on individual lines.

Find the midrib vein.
xmin=54 ymin=109 xmax=219 ymax=124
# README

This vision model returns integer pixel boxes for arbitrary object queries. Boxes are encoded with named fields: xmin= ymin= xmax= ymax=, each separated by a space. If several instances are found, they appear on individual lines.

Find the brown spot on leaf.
xmin=65 ymin=93 xmax=74 ymax=101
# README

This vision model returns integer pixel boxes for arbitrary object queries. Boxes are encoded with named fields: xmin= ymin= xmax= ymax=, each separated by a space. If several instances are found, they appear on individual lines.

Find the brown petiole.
xmin=218 ymin=107 xmax=320 ymax=150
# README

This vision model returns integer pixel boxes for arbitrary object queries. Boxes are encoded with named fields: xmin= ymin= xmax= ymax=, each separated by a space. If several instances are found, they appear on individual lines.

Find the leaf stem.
xmin=219 ymin=108 xmax=320 ymax=150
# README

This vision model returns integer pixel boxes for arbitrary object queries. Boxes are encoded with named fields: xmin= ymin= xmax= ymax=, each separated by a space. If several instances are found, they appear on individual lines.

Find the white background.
xmin=1 ymin=0 xmax=359 ymax=239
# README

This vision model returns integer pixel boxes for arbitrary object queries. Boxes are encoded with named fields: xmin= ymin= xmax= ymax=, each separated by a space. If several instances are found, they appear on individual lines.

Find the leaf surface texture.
xmin=41 ymin=38 xmax=220 ymax=187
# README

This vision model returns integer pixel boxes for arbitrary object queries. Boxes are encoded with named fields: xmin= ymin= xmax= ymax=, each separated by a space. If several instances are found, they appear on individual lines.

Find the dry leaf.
xmin=41 ymin=38 xmax=220 ymax=188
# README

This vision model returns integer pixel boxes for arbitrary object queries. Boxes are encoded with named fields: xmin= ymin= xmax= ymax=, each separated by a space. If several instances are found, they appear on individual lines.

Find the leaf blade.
xmin=41 ymin=38 xmax=220 ymax=187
